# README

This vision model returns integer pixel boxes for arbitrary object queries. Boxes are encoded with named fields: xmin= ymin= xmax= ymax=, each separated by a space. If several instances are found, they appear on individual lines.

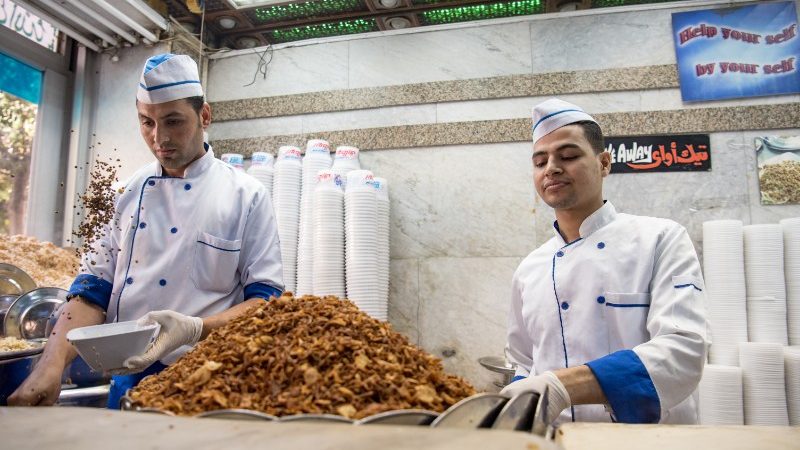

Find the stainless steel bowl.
xmin=0 ymin=264 xmax=36 ymax=296
xmin=3 ymin=287 xmax=68 ymax=339
xmin=0 ymin=294 xmax=18 ymax=335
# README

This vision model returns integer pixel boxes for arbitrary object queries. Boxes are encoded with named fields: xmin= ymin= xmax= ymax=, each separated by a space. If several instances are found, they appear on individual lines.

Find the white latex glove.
xmin=120 ymin=310 xmax=203 ymax=374
xmin=500 ymin=371 xmax=571 ymax=424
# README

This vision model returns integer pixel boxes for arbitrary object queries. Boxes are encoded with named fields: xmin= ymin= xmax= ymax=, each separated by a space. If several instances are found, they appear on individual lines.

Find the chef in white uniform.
xmin=501 ymin=99 xmax=708 ymax=425
xmin=9 ymin=54 xmax=283 ymax=408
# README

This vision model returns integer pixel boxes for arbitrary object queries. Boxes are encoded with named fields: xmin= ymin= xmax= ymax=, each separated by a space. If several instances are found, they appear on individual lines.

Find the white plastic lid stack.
xmin=247 ymin=152 xmax=275 ymax=198
xmin=369 ymin=177 xmax=390 ymax=321
xmin=743 ymin=224 xmax=786 ymax=302
xmin=785 ymin=346 xmax=800 ymax=425
xmin=746 ymin=296 xmax=788 ymax=345
xmin=781 ymin=218 xmax=800 ymax=345
xmin=296 ymin=139 xmax=333 ymax=296
xmin=698 ymin=364 xmax=743 ymax=425
xmin=345 ymin=170 xmax=381 ymax=319
xmin=703 ymin=220 xmax=748 ymax=365
xmin=312 ymin=170 xmax=345 ymax=298
xmin=221 ymin=153 xmax=245 ymax=170
xmin=331 ymin=145 xmax=361 ymax=182
xmin=739 ymin=342 xmax=789 ymax=426
xmin=272 ymin=145 xmax=303 ymax=293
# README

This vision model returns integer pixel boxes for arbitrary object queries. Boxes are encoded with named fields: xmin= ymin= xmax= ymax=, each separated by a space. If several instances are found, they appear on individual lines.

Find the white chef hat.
xmin=137 ymin=53 xmax=203 ymax=104
xmin=531 ymin=98 xmax=597 ymax=145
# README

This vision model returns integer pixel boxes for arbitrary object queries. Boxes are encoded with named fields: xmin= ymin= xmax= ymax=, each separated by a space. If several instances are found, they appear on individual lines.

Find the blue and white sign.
xmin=672 ymin=1 xmax=800 ymax=102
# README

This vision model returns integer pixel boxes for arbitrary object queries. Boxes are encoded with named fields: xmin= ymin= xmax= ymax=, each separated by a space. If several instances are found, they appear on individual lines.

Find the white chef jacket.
xmin=70 ymin=145 xmax=283 ymax=363
xmin=507 ymin=201 xmax=708 ymax=424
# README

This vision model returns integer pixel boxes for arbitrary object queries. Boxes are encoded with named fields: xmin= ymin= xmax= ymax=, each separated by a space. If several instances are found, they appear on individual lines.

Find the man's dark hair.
xmin=573 ymin=120 xmax=604 ymax=154
xmin=184 ymin=96 xmax=205 ymax=114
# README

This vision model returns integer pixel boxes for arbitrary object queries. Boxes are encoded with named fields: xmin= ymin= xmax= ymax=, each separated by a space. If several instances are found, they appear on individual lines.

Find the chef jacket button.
xmin=556 ymin=251 xmax=564 ymax=257
xmin=597 ymin=296 xmax=606 ymax=304
xmin=159 ymin=279 xmax=167 ymax=286
xmin=561 ymin=301 xmax=569 ymax=310
xmin=170 ymin=227 xmax=178 ymax=234
xmin=597 ymin=242 xmax=606 ymax=249
xmin=184 ymin=183 xmax=191 ymax=191
xmin=139 ymin=222 xmax=147 ymax=229
xmin=126 ymin=277 xmax=133 ymax=284
xmin=147 ymin=180 xmax=155 ymax=186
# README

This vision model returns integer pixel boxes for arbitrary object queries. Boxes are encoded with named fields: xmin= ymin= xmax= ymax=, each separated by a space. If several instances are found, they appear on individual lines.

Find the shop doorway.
xmin=0 ymin=52 xmax=42 ymax=235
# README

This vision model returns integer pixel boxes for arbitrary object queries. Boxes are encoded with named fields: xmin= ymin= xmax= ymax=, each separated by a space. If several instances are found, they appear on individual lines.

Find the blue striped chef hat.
xmin=137 ymin=53 xmax=203 ymax=104
xmin=531 ymin=98 xmax=597 ymax=145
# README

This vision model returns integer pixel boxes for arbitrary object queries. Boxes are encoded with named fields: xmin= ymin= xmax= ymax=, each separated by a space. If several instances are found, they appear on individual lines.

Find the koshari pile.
xmin=130 ymin=293 xmax=476 ymax=418
xmin=0 ymin=234 xmax=79 ymax=289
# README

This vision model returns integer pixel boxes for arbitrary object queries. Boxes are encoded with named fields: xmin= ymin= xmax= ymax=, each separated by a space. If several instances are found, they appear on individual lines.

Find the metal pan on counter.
xmin=119 ymin=390 xmax=547 ymax=435
xmin=3 ymin=287 xmax=69 ymax=340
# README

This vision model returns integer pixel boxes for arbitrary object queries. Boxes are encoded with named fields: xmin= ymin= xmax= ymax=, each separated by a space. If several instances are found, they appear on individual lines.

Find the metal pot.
xmin=0 ymin=347 xmax=43 ymax=405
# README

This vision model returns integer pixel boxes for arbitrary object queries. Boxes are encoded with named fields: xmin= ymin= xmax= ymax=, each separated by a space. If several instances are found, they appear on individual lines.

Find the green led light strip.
xmin=269 ymin=18 xmax=377 ymax=43
xmin=421 ymin=0 xmax=543 ymax=25
xmin=253 ymin=0 xmax=363 ymax=23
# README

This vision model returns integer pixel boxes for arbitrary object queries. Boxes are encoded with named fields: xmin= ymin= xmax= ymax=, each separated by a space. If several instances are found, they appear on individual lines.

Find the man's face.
xmin=137 ymin=99 xmax=211 ymax=176
xmin=532 ymin=124 xmax=610 ymax=212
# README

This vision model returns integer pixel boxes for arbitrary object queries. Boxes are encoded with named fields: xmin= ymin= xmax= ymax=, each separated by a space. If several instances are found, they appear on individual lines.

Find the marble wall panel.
xmin=388 ymin=258 xmax=421 ymax=345
xmin=206 ymin=42 xmax=349 ymax=101
xmin=347 ymin=22 xmax=532 ymax=89
xmin=300 ymin=104 xmax=436 ymax=134
xmin=530 ymin=9 xmax=676 ymax=73
xmin=359 ymin=142 xmax=537 ymax=260
xmin=207 ymin=115 xmax=303 ymax=140
xmin=417 ymin=256 xmax=523 ymax=391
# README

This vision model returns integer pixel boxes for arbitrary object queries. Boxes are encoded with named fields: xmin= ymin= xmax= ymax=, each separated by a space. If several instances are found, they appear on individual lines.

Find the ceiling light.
xmin=218 ymin=15 xmax=238 ymax=29
xmin=385 ymin=16 xmax=411 ymax=29
xmin=378 ymin=0 xmax=401 ymax=8
xmin=235 ymin=36 xmax=260 ymax=49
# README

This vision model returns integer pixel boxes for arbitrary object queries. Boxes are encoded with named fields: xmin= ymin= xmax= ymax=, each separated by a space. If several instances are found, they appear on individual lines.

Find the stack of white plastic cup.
xmin=345 ymin=170 xmax=381 ymax=319
xmin=312 ymin=170 xmax=345 ymax=298
xmin=246 ymin=152 xmax=275 ymax=199
xmin=272 ymin=145 xmax=302 ymax=294
xmin=702 ymin=220 xmax=749 ymax=365
xmin=743 ymin=224 xmax=787 ymax=345
xmin=331 ymin=145 xmax=361 ymax=188
xmin=221 ymin=153 xmax=244 ymax=171
xmin=296 ymin=139 xmax=332 ymax=296
xmin=698 ymin=364 xmax=744 ymax=425
xmin=739 ymin=342 xmax=789 ymax=425
xmin=781 ymin=218 xmax=800 ymax=345
xmin=370 ymin=177 xmax=390 ymax=320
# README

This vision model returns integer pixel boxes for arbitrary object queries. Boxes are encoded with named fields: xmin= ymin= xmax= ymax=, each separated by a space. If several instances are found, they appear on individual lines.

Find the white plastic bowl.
xmin=66 ymin=321 xmax=157 ymax=373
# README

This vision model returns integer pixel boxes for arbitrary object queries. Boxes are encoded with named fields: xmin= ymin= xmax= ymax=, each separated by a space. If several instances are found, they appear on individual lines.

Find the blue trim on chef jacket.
xmin=196 ymin=240 xmax=241 ymax=252
xmin=107 ymin=361 xmax=168 ymax=409
xmin=606 ymin=303 xmax=650 ymax=308
xmin=244 ymin=282 xmax=282 ymax=301
xmin=586 ymin=349 xmax=661 ymax=423
xmin=510 ymin=375 xmax=526 ymax=383
xmin=115 ymin=175 xmax=178 ymax=322
xmin=674 ymin=283 xmax=702 ymax=292
xmin=68 ymin=274 xmax=113 ymax=311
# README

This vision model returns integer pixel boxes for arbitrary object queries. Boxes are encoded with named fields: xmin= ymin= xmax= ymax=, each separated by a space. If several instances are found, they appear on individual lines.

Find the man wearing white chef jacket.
xmin=501 ymin=98 xmax=708 ymax=425
xmin=9 ymin=53 xmax=283 ymax=408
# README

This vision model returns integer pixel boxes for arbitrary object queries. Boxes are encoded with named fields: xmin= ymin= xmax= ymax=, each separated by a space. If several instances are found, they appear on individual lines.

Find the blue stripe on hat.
xmin=532 ymin=108 xmax=583 ymax=135
xmin=138 ymin=79 xmax=201 ymax=92
xmin=144 ymin=54 xmax=174 ymax=74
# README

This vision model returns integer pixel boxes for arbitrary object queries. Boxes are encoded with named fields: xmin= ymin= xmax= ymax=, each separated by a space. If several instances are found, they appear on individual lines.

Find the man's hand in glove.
xmin=119 ymin=310 xmax=203 ymax=374
xmin=500 ymin=371 xmax=571 ymax=424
